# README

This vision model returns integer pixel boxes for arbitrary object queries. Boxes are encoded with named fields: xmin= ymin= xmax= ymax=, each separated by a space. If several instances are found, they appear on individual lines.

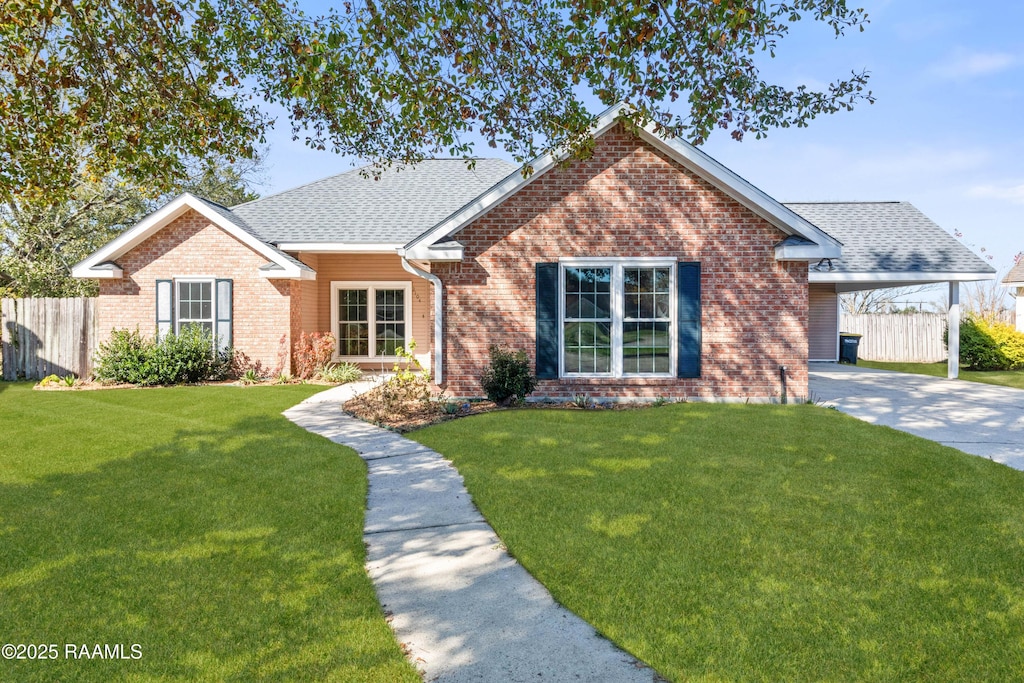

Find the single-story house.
xmin=1002 ymin=259 xmax=1024 ymax=332
xmin=73 ymin=104 xmax=994 ymax=400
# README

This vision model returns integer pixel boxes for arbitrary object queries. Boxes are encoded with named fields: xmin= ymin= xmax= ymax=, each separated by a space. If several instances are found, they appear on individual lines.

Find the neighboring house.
xmin=1002 ymin=259 xmax=1024 ymax=332
xmin=73 ymin=104 xmax=994 ymax=401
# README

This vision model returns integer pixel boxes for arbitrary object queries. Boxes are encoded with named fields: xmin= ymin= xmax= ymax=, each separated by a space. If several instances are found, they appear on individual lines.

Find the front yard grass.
xmin=0 ymin=383 xmax=419 ymax=682
xmin=411 ymin=405 xmax=1024 ymax=682
xmin=856 ymin=359 xmax=1024 ymax=389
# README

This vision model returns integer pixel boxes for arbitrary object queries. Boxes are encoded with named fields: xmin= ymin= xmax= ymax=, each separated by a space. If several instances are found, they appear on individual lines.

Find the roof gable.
xmin=1002 ymin=258 xmax=1024 ymax=286
xmin=72 ymin=193 xmax=314 ymax=280
xmin=403 ymin=103 xmax=842 ymax=261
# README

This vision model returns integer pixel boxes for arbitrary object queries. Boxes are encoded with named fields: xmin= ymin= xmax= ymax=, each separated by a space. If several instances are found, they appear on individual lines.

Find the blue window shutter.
xmin=156 ymin=280 xmax=173 ymax=338
xmin=535 ymin=263 xmax=559 ymax=379
xmin=215 ymin=279 xmax=233 ymax=354
xmin=677 ymin=262 xmax=701 ymax=378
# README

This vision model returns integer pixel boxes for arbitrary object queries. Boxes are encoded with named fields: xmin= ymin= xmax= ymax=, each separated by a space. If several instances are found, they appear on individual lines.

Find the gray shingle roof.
xmin=1002 ymin=258 xmax=1024 ymax=285
xmin=230 ymin=159 xmax=518 ymax=244
xmin=191 ymin=195 xmax=314 ymax=273
xmin=784 ymin=202 xmax=995 ymax=275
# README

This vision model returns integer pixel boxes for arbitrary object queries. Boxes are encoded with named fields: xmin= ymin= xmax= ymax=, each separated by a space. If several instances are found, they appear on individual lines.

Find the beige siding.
xmin=303 ymin=253 xmax=433 ymax=367
xmin=296 ymin=253 xmax=320 ymax=336
xmin=809 ymin=284 xmax=838 ymax=361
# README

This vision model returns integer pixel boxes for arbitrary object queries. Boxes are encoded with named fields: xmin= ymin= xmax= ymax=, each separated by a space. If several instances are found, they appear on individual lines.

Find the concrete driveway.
xmin=809 ymin=363 xmax=1024 ymax=471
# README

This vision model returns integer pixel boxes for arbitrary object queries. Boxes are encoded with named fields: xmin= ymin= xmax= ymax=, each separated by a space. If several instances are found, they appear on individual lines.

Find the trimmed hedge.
xmin=94 ymin=326 xmax=228 ymax=385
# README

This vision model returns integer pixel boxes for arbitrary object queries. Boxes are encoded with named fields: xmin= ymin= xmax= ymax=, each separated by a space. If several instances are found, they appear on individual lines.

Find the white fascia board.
xmin=72 ymin=192 xmax=303 ymax=278
xmin=71 ymin=266 xmax=123 ymax=278
xmin=775 ymin=243 xmax=841 ymax=261
xmin=276 ymin=242 xmax=403 ymax=253
xmin=260 ymin=268 xmax=317 ymax=280
xmin=400 ymin=243 xmax=465 ymax=261
xmin=810 ymin=271 xmax=997 ymax=284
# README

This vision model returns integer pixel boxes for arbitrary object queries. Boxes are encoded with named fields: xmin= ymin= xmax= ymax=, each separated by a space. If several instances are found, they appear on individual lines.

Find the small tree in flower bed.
xmin=293 ymin=332 xmax=336 ymax=379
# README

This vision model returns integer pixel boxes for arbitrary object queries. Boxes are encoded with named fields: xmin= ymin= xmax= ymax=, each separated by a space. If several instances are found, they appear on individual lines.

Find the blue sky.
xmin=259 ymin=0 xmax=1022 ymax=277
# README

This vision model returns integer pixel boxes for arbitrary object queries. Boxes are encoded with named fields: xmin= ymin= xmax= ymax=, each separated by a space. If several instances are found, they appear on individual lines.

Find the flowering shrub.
xmin=293 ymin=331 xmax=336 ymax=379
xmin=959 ymin=317 xmax=1024 ymax=370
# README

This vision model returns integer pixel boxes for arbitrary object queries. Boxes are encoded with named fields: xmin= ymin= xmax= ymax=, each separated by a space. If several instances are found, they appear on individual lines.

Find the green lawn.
xmin=411 ymin=405 xmax=1024 ymax=682
xmin=856 ymin=359 xmax=1024 ymax=389
xmin=0 ymin=383 xmax=419 ymax=682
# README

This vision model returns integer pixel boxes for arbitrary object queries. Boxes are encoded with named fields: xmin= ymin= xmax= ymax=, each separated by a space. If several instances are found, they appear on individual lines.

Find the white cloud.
xmin=967 ymin=183 xmax=1024 ymax=204
xmin=929 ymin=50 xmax=1019 ymax=80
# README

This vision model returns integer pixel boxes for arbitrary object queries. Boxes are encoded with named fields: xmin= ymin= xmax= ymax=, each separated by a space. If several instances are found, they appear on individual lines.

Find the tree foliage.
xmin=0 ymin=155 xmax=262 ymax=297
xmin=2 ymin=0 xmax=873 ymax=203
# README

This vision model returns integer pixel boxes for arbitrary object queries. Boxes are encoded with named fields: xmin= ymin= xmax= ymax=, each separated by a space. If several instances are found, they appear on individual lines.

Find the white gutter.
xmin=400 ymin=257 xmax=444 ymax=384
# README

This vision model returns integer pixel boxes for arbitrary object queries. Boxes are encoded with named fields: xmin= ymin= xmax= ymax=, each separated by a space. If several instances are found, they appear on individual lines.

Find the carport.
xmin=786 ymin=202 xmax=996 ymax=377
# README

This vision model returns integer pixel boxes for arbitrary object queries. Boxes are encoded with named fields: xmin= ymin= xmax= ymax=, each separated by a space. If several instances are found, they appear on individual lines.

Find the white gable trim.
xmin=71 ymin=193 xmax=310 ymax=280
xmin=403 ymin=103 xmax=842 ymax=260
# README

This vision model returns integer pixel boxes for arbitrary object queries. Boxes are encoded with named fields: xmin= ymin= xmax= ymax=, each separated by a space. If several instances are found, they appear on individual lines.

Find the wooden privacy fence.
xmin=1 ymin=298 xmax=98 ymax=380
xmin=840 ymin=313 xmax=947 ymax=363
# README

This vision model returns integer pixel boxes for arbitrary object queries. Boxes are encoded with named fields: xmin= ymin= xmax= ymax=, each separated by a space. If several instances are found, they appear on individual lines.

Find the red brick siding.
xmin=434 ymin=124 xmax=809 ymax=401
xmin=97 ymin=210 xmax=296 ymax=373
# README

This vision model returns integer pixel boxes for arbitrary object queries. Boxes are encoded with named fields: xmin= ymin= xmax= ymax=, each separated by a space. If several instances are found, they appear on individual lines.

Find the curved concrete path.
xmin=284 ymin=385 xmax=657 ymax=682
xmin=809 ymin=363 xmax=1024 ymax=471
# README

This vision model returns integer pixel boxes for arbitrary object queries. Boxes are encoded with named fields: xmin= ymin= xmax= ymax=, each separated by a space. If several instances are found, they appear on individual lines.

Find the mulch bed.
xmin=343 ymin=384 xmax=652 ymax=433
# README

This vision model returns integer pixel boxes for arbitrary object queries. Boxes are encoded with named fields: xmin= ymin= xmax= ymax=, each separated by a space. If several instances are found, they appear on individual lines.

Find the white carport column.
xmin=948 ymin=281 xmax=960 ymax=379
xmin=1016 ymin=287 xmax=1024 ymax=333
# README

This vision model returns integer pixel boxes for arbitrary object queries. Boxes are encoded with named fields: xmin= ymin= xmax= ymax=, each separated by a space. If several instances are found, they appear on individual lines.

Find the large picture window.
xmin=560 ymin=260 xmax=675 ymax=377
xmin=331 ymin=281 xmax=412 ymax=359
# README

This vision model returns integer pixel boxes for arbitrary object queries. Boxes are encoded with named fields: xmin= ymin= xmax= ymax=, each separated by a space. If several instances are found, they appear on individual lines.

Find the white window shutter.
xmin=215 ymin=279 xmax=233 ymax=354
xmin=155 ymin=280 xmax=173 ymax=338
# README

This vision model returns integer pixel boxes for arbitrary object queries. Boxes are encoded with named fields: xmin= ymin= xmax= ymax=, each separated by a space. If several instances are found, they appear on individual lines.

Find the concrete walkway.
xmin=284 ymin=385 xmax=657 ymax=682
xmin=809 ymin=363 xmax=1024 ymax=471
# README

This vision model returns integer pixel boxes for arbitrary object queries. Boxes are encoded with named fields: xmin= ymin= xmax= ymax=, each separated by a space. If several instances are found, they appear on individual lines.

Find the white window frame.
xmin=330 ymin=281 xmax=413 ymax=361
xmin=174 ymin=277 xmax=216 ymax=336
xmin=558 ymin=258 xmax=676 ymax=378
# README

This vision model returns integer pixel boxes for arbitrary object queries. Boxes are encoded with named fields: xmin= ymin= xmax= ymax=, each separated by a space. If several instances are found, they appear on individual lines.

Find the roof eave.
xmin=775 ymin=242 xmax=842 ymax=261
xmin=400 ymin=242 xmax=465 ymax=262
xmin=275 ymin=242 xmax=404 ymax=253
xmin=810 ymin=271 xmax=997 ymax=284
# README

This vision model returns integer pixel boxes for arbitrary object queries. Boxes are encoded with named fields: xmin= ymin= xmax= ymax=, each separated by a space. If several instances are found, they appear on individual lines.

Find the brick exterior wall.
xmin=97 ymin=210 xmax=295 ymax=373
xmin=433 ymin=124 xmax=809 ymax=401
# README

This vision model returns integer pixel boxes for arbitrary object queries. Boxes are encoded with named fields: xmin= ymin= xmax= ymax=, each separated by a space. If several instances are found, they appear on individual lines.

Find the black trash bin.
xmin=839 ymin=333 xmax=862 ymax=364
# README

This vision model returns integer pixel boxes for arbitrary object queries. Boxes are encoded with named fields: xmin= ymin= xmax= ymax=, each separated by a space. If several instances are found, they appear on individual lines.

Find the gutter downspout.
xmin=401 ymin=256 xmax=443 ymax=385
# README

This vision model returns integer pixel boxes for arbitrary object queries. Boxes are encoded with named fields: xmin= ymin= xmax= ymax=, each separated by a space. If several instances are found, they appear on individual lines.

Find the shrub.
xmin=293 ymin=332 xmax=337 ymax=379
xmin=93 ymin=328 xmax=153 ymax=385
xmin=228 ymin=349 xmax=267 ymax=381
xmin=317 ymin=362 xmax=363 ymax=384
xmin=958 ymin=317 xmax=1024 ymax=370
xmin=147 ymin=325 xmax=220 ymax=384
xmin=479 ymin=345 xmax=537 ymax=405
xmin=378 ymin=341 xmax=432 ymax=411
xmin=93 ymin=325 xmax=220 ymax=385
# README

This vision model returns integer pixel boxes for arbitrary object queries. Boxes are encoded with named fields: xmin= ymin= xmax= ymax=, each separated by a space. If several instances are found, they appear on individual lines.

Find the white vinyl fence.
xmin=1 ymin=297 xmax=98 ymax=380
xmin=840 ymin=313 xmax=948 ymax=363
